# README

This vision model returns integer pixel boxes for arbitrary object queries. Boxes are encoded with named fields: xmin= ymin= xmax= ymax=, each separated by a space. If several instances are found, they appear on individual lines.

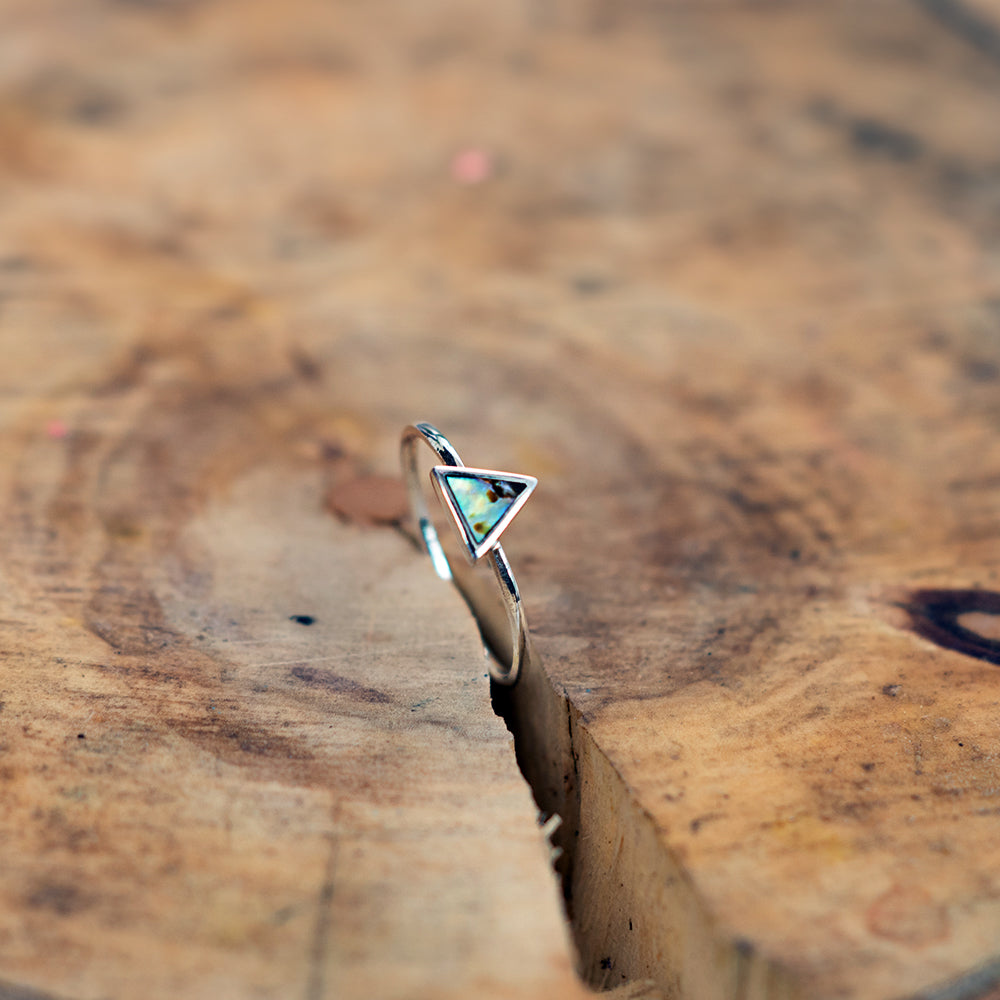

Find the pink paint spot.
xmin=46 ymin=419 xmax=68 ymax=439
xmin=450 ymin=148 xmax=492 ymax=185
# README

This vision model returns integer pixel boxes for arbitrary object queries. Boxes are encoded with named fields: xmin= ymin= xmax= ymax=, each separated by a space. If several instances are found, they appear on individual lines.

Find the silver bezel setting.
xmin=430 ymin=466 xmax=538 ymax=564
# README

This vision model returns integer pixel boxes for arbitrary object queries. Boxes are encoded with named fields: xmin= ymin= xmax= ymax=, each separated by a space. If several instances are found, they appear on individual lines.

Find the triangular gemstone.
xmin=431 ymin=467 xmax=537 ymax=560
xmin=447 ymin=474 xmax=525 ymax=543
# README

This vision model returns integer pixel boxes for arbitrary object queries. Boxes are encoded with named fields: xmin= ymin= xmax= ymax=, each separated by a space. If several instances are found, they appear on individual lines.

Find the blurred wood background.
xmin=4 ymin=1 xmax=1000 ymax=998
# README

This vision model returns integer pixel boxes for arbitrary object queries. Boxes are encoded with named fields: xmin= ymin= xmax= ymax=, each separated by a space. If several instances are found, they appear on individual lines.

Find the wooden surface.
xmin=4 ymin=1 xmax=1000 ymax=998
xmin=0 ymin=4 xmax=594 ymax=999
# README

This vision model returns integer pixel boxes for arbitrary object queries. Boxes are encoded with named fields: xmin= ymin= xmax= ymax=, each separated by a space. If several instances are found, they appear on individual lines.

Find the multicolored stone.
xmin=443 ymin=473 xmax=528 ymax=545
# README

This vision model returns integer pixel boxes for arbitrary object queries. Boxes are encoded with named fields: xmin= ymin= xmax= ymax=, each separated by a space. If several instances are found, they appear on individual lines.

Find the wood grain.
xmin=0 ymin=354 xmax=588 ymax=1000
xmin=0 ymin=3 xmax=591 ymax=998
xmin=488 ymin=5 xmax=1000 ymax=999
xmin=3 ymin=0 xmax=1000 ymax=998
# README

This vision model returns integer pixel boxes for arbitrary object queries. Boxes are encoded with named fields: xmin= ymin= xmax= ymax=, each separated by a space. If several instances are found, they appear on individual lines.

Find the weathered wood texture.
xmin=494 ymin=5 xmax=1000 ymax=1000
xmin=4 ymin=1 xmax=1000 ymax=999
xmin=0 ymin=370 xmax=588 ymax=997
xmin=0 ymin=2 xmax=596 ymax=999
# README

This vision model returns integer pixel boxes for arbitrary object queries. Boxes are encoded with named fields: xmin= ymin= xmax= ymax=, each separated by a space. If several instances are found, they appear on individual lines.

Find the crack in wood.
xmin=306 ymin=831 xmax=340 ymax=1000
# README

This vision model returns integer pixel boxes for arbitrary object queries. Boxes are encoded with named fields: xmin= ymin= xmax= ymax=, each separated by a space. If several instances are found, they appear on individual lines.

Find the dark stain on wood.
xmin=915 ymin=0 xmax=1000 ymax=67
xmin=290 ymin=666 xmax=392 ymax=704
xmin=289 ymin=348 xmax=323 ymax=383
xmin=25 ymin=881 xmax=89 ymax=916
xmin=0 ymin=975 xmax=71 ymax=1000
xmin=848 ymin=117 xmax=923 ymax=162
xmin=962 ymin=356 xmax=1000 ymax=382
xmin=167 ymin=714 xmax=315 ymax=765
xmin=899 ymin=589 xmax=1000 ymax=666
xmin=807 ymin=99 xmax=924 ymax=163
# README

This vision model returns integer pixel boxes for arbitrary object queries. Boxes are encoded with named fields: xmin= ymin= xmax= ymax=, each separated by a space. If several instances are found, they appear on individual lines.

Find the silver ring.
xmin=400 ymin=422 xmax=537 ymax=685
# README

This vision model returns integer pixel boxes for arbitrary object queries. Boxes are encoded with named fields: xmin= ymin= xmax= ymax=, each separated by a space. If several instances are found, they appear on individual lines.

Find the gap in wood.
xmin=403 ymin=519 xmax=789 ymax=996
xmin=491 ymin=659 xmax=792 ymax=999
xmin=479 ymin=581 xmax=1000 ymax=1000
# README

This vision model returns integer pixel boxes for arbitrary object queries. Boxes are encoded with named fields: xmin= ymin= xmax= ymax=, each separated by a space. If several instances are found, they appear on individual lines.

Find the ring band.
xmin=400 ymin=422 xmax=537 ymax=685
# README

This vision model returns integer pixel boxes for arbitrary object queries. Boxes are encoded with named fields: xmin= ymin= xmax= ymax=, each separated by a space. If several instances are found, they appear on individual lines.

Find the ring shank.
xmin=400 ymin=422 xmax=528 ymax=685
